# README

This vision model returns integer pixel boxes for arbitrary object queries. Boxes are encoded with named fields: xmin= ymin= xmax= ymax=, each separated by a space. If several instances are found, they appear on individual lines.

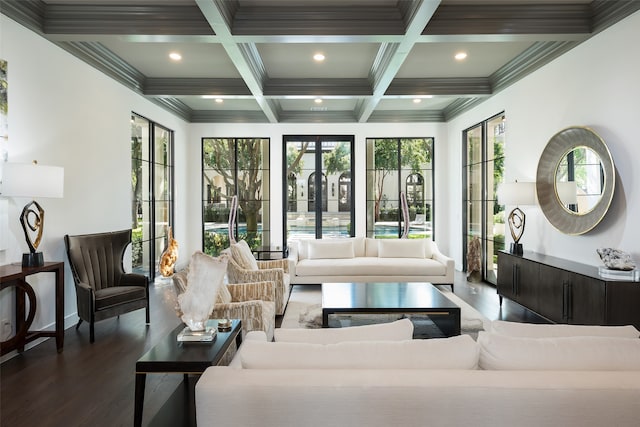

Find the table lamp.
xmin=498 ymin=181 xmax=536 ymax=255
xmin=1 ymin=161 xmax=64 ymax=267
xmin=556 ymin=180 xmax=578 ymax=212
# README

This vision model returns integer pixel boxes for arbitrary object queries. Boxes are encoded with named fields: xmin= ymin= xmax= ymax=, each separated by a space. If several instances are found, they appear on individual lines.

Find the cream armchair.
xmin=173 ymin=270 xmax=276 ymax=341
xmin=222 ymin=246 xmax=291 ymax=315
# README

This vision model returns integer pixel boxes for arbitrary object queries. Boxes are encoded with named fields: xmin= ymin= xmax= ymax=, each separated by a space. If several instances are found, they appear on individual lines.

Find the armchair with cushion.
xmin=172 ymin=269 xmax=276 ymax=341
xmin=64 ymin=229 xmax=150 ymax=343
xmin=223 ymin=240 xmax=290 ymax=315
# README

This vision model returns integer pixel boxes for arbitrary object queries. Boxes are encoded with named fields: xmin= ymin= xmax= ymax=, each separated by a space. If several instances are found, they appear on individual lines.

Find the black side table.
xmin=252 ymin=246 xmax=289 ymax=260
xmin=134 ymin=319 xmax=242 ymax=427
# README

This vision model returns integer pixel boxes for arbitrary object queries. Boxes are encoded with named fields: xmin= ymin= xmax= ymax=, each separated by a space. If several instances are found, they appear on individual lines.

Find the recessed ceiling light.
xmin=413 ymin=98 xmax=422 ymax=103
xmin=455 ymin=52 xmax=467 ymax=61
xmin=313 ymin=53 xmax=325 ymax=62
xmin=169 ymin=52 xmax=182 ymax=61
xmin=315 ymin=98 xmax=323 ymax=104
xmin=215 ymin=98 xmax=223 ymax=103
xmin=202 ymin=95 xmax=216 ymax=99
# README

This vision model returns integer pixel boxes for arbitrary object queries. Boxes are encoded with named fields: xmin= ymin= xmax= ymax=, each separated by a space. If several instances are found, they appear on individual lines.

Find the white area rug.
xmin=280 ymin=285 xmax=491 ymax=338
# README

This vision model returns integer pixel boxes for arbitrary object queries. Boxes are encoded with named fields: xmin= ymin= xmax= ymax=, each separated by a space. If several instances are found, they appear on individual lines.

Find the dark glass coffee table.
xmin=134 ymin=319 xmax=242 ymax=427
xmin=322 ymin=282 xmax=460 ymax=338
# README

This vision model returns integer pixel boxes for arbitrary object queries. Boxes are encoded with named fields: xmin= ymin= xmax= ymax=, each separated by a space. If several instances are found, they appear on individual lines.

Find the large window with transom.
xmin=365 ymin=137 xmax=434 ymax=239
xmin=202 ymin=137 xmax=270 ymax=255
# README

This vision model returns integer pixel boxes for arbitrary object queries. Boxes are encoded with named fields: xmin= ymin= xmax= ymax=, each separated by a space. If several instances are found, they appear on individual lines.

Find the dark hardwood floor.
xmin=1 ymin=272 xmax=547 ymax=427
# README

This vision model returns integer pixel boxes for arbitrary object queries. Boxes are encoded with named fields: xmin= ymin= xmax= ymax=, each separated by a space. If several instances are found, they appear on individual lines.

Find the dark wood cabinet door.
xmin=497 ymin=252 xmax=538 ymax=311
xmin=497 ymin=253 xmax=516 ymax=301
xmin=537 ymin=264 xmax=568 ymax=323
xmin=570 ymin=275 xmax=605 ymax=325
xmin=515 ymin=257 xmax=539 ymax=311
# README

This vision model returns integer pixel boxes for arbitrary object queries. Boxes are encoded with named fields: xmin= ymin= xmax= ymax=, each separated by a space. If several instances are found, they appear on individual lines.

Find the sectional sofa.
xmin=287 ymin=237 xmax=455 ymax=289
xmin=196 ymin=320 xmax=640 ymax=427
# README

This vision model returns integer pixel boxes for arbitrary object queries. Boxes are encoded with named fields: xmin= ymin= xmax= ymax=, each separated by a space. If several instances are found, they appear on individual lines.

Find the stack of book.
xmin=177 ymin=326 xmax=217 ymax=342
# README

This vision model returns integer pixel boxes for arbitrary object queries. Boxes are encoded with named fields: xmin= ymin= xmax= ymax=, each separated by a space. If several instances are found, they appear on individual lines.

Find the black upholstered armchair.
xmin=64 ymin=229 xmax=150 ymax=343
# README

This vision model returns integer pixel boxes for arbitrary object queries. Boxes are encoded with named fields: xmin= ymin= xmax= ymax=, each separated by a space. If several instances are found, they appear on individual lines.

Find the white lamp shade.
xmin=498 ymin=181 xmax=536 ymax=206
xmin=556 ymin=181 xmax=578 ymax=205
xmin=1 ymin=162 xmax=64 ymax=199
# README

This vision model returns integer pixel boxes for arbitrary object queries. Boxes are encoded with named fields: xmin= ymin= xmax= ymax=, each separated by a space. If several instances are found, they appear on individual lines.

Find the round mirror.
xmin=554 ymin=146 xmax=605 ymax=215
xmin=537 ymin=126 xmax=615 ymax=235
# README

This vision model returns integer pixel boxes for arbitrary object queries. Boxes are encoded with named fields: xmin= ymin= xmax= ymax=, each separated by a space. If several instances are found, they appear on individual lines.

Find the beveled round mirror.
xmin=537 ymin=127 xmax=615 ymax=235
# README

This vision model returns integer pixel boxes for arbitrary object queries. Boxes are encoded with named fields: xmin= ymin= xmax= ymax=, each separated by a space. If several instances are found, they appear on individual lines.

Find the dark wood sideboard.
xmin=497 ymin=250 xmax=640 ymax=329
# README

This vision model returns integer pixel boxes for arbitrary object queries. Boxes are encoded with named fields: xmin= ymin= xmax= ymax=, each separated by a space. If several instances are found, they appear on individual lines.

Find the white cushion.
xmin=240 ymin=335 xmax=479 ymax=370
xmin=307 ymin=239 xmax=355 ymax=259
xmin=365 ymin=237 xmax=378 ymax=257
xmin=230 ymin=240 xmax=258 ymax=270
xmin=490 ymin=320 xmax=640 ymax=338
xmin=378 ymin=239 xmax=425 ymax=258
xmin=274 ymin=318 xmax=414 ymax=344
xmin=423 ymin=239 xmax=434 ymax=258
xmin=478 ymin=331 xmax=640 ymax=371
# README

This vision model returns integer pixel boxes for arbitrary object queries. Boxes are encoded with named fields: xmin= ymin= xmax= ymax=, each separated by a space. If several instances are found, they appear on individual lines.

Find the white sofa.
xmin=287 ymin=237 xmax=455 ymax=289
xmin=196 ymin=320 xmax=640 ymax=427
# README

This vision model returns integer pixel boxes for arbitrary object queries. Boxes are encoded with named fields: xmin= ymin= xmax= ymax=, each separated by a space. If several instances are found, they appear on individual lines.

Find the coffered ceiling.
xmin=3 ymin=0 xmax=639 ymax=123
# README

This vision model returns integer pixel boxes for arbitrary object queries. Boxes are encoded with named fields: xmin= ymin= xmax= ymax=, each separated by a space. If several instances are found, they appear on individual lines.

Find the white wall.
xmin=445 ymin=10 xmax=640 ymax=269
xmin=0 ymin=16 xmax=190 ymax=341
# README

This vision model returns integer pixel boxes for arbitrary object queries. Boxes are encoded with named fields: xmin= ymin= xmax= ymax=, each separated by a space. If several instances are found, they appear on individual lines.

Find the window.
xmin=130 ymin=113 xmax=174 ymax=281
xmin=463 ymin=113 xmax=505 ymax=284
xmin=365 ymin=138 xmax=434 ymax=239
xmin=202 ymin=138 xmax=270 ymax=255
xmin=284 ymin=135 xmax=354 ymax=241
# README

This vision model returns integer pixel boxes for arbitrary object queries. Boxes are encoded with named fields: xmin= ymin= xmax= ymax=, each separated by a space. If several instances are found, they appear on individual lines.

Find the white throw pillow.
xmin=307 ymin=239 xmax=355 ymax=259
xmin=478 ymin=331 xmax=640 ymax=371
xmin=490 ymin=320 xmax=640 ymax=338
xmin=230 ymin=240 xmax=258 ymax=270
xmin=274 ymin=318 xmax=414 ymax=344
xmin=378 ymin=239 xmax=425 ymax=258
xmin=241 ymin=335 xmax=479 ymax=370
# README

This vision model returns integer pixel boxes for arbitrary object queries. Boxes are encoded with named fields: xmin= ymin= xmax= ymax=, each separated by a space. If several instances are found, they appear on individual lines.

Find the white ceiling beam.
xmin=195 ymin=0 xmax=279 ymax=123
xmin=357 ymin=0 xmax=441 ymax=123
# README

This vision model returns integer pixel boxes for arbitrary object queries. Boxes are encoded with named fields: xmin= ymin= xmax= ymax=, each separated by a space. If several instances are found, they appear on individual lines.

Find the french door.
xmin=283 ymin=135 xmax=354 ymax=241
xmin=462 ymin=113 xmax=505 ymax=285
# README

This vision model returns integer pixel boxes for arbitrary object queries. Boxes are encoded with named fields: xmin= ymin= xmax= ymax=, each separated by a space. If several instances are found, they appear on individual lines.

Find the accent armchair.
xmin=64 ymin=229 xmax=150 ymax=343
xmin=172 ymin=270 xmax=276 ymax=340
xmin=223 ymin=243 xmax=290 ymax=315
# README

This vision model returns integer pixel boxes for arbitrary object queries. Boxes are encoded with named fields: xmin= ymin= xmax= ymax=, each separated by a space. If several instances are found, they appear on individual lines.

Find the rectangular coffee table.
xmin=322 ymin=282 xmax=460 ymax=338
xmin=134 ymin=319 xmax=242 ymax=427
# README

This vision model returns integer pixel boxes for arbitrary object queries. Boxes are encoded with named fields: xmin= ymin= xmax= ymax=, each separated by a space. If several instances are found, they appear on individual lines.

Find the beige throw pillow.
xmin=230 ymin=240 xmax=259 ymax=270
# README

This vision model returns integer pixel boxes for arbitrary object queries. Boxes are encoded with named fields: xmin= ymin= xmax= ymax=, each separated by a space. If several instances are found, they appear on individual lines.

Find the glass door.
xmin=284 ymin=135 xmax=354 ymax=241
xmin=463 ymin=113 xmax=505 ymax=284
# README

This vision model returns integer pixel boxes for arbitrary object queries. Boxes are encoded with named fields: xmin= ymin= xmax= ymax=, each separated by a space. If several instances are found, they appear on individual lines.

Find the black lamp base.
xmin=22 ymin=252 xmax=44 ymax=268
xmin=510 ymin=243 xmax=523 ymax=255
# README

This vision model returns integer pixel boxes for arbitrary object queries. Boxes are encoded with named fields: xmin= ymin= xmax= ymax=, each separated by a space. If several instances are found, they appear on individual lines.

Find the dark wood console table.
xmin=0 ymin=262 xmax=65 ymax=355
xmin=497 ymin=251 xmax=640 ymax=329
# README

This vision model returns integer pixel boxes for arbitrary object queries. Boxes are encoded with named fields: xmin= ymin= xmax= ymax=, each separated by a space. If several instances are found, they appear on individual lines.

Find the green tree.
xmin=323 ymin=141 xmax=350 ymax=175
xmin=373 ymin=138 xmax=432 ymax=220
xmin=286 ymin=141 xmax=310 ymax=176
